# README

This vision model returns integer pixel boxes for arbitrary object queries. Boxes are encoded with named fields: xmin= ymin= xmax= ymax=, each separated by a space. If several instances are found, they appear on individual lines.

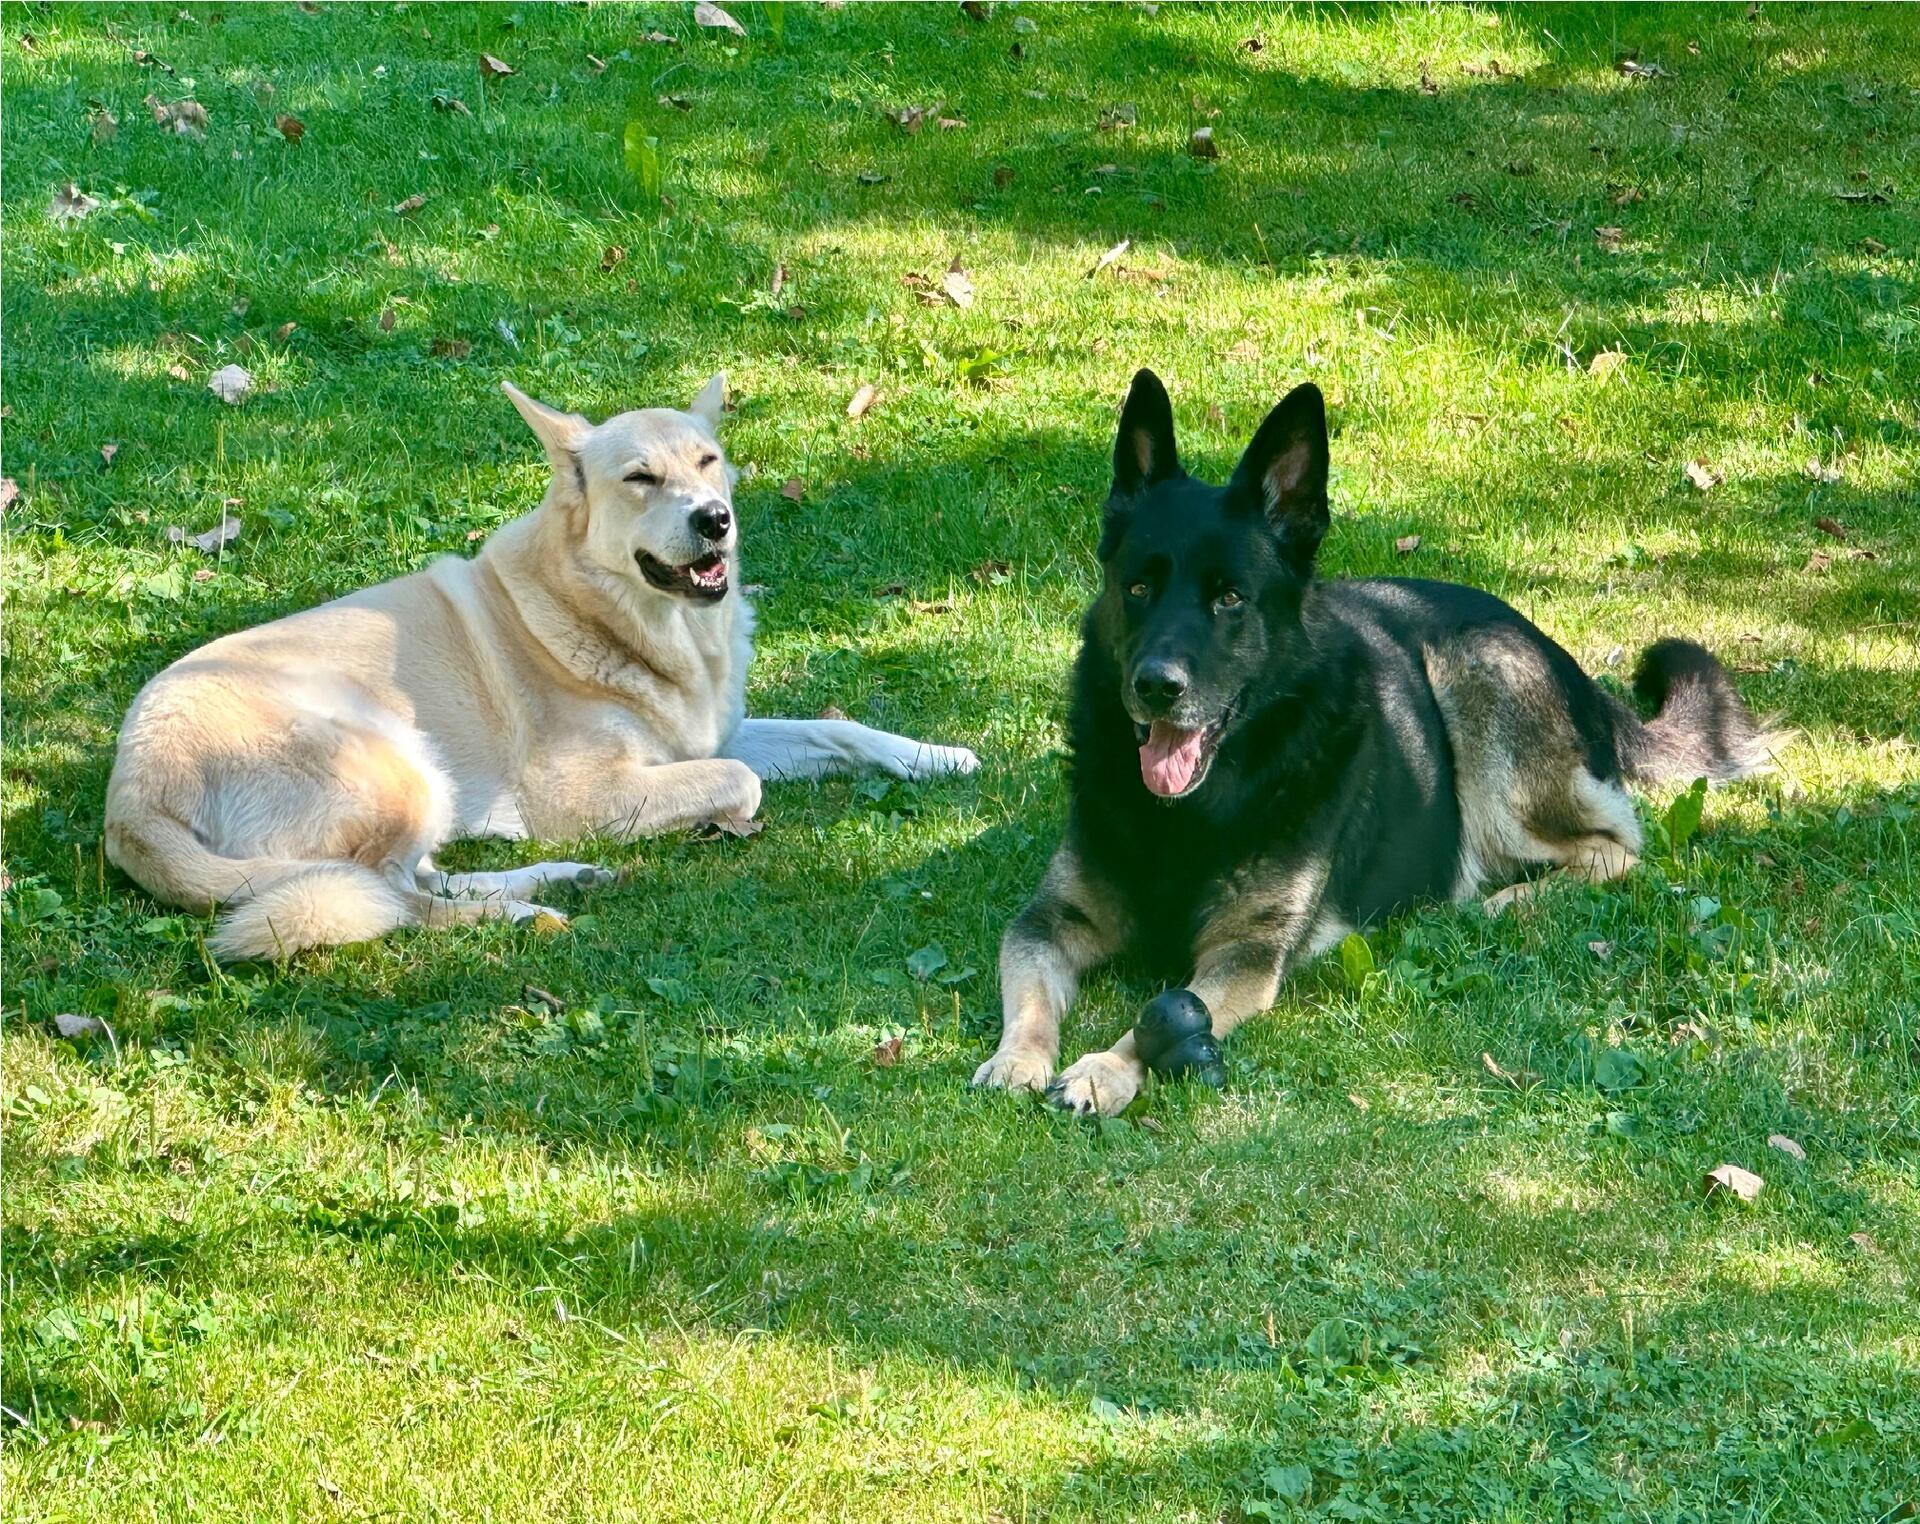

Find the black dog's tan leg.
xmin=1188 ymin=940 xmax=1292 ymax=1039
xmin=1050 ymin=872 xmax=1332 ymax=1117
xmin=974 ymin=847 xmax=1122 ymax=1095
xmin=1049 ymin=941 xmax=1294 ymax=1116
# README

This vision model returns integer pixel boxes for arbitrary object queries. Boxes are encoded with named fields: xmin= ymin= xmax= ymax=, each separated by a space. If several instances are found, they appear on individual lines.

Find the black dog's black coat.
xmin=977 ymin=367 xmax=1775 ymax=1113
xmin=1066 ymin=574 xmax=1623 ymax=977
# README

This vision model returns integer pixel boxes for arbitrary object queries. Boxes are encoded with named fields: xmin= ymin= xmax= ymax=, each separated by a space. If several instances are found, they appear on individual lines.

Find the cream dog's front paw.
xmin=1046 ymin=1048 xmax=1144 ymax=1117
xmin=972 ymin=1045 xmax=1055 ymax=1094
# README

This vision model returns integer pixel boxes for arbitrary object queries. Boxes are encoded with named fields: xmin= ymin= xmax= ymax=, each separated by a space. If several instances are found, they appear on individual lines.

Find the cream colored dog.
xmin=104 ymin=377 xmax=978 ymax=961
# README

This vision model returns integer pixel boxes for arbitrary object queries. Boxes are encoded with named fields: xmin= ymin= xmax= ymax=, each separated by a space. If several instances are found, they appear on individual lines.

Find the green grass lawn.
xmin=4 ymin=3 xmax=1918 ymax=1519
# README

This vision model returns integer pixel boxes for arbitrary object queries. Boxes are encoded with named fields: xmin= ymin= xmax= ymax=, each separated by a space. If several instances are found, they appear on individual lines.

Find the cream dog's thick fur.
xmin=104 ymin=377 xmax=978 ymax=961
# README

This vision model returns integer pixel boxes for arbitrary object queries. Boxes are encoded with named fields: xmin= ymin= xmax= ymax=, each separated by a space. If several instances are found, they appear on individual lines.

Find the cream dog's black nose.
xmin=690 ymin=503 xmax=732 ymax=543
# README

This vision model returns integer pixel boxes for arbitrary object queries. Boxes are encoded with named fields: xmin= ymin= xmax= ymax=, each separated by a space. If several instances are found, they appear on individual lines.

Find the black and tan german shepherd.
xmin=975 ymin=369 xmax=1779 ymax=1115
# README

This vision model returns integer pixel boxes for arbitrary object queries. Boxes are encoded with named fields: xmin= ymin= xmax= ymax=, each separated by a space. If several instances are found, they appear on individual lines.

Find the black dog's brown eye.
xmin=1216 ymin=589 xmax=1243 ymax=610
xmin=1127 ymin=581 xmax=1149 ymax=599
xmin=625 ymin=468 xmax=660 ymax=486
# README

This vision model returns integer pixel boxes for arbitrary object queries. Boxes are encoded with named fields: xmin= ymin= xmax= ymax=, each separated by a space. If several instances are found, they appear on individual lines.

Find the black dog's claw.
xmin=1133 ymin=989 xmax=1226 ymax=1088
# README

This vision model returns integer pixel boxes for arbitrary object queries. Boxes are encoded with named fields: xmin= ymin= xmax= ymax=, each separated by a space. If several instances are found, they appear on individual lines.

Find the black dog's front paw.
xmin=1133 ymin=989 xmax=1226 ymax=1089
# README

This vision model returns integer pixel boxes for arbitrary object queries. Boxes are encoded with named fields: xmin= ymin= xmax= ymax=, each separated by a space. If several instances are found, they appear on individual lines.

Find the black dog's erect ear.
xmin=1231 ymin=381 xmax=1329 ymax=571
xmin=1112 ymin=368 xmax=1181 ymax=497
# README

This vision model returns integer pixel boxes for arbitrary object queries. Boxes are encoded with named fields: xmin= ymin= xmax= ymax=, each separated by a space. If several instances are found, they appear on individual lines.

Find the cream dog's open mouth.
xmin=637 ymin=550 xmax=729 ymax=602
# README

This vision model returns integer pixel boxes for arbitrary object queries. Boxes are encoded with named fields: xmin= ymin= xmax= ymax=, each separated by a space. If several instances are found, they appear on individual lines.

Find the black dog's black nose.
xmin=1133 ymin=660 xmax=1189 ymax=712
xmin=690 ymin=503 xmax=732 ymax=542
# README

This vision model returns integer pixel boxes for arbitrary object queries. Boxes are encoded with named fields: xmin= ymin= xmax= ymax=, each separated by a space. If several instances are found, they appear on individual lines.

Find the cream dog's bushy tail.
xmin=106 ymin=809 xmax=416 ymax=961
xmin=206 ymin=863 xmax=415 ymax=961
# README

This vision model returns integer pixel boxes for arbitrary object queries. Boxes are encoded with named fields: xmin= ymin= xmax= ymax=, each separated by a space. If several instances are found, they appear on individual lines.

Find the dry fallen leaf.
xmin=869 ymin=1035 xmax=904 ymax=1068
xmin=1703 ymin=1163 xmax=1764 ymax=1202
xmin=1086 ymin=237 xmax=1131 ymax=279
xmin=1480 ymin=1051 xmax=1541 ymax=1088
xmin=846 ymin=384 xmax=877 ymax=420
xmin=1767 ymin=1133 xmax=1806 ymax=1161
xmin=816 ymin=705 xmax=850 ymax=722
xmin=1849 ymin=1231 xmax=1880 ymax=1255
xmin=992 ymin=165 xmax=1015 ymax=189
xmin=91 ymin=106 xmax=119 ymax=144
xmin=1588 ymin=348 xmax=1628 ymax=381
xmin=379 ymin=307 xmax=396 ymax=333
xmin=909 ymin=599 xmax=954 ymax=615
xmin=971 ymin=558 xmax=1011 ymax=585
xmin=207 ymin=364 xmax=254 ymax=405
xmin=432 ymin=92 xmax=472 ymax=115
xmin=601 ymin=245 xmax=626 ymax=271
xmin=478 ymin=52 xmax=515 ymax=78
xmin=1188 ymin=125 xmax=1219 ymax=160
xmin=275 ymin=114 xmax=305 ymax=144
xmin=54 ymin=1013 xmax=107 ymax=1039
xmin=889 ymin=104 xmax=927 ymax=134
xmin=1226 ymin=338 xmax=1259 ymax=362
xmin=100 ymin=442 xmax=119 ymax=469
xmin=781 ymin=477 xmax=804 ymax=502
xmin=0 ymin=479 xmax=18 ymax=513
xmin=586 ymin=51 xmax=607 ymax=73
xmin=1587 ymin=938 xmax=1614 ymax=960
xmin=856 ymin=170 xmax=889 ymax=186
xmin=694 ymin=2 xmax=746 ymax=36
xmin=658 ymin=93 xmax=693 ymax=111
xmin=1594 ymin=224 xmax=1624 ymax=252
xmin=690 ymin=816 xmax=765 ymax=841
xmin=393 ymin=192 xmax=428 ymax=216
xmin=192 ymin=514 xmax=244 ymax=554
xmin=146 ymin=94 xmax=209 ymax=138
xmin=1346 ymin=1092 xmax=1370 ymax=1112
xmin=938 ymin=116 xmax=966 ymax=131
xmin=1813 ymin=516 xmax=1847 ymax=540
xmin=1684 ymin=458 xmax=1721 ymax=492
xmin=941 ymin=257 xmax=975 ymax=309
xmin=1859 ymin=236 xmax=1888 ymax=256
xmin=1806 ymin=549 xmax=1833 ymax=572
xmin=1395 ymin=534 xmax=1422 ymax=555
xmin=642 ymin=30 xmax=678 ymax=46
xmin=49 ymin=182 xmax=102 ymax=224
xmin=193 ymin=567 xmax=215 ymax=583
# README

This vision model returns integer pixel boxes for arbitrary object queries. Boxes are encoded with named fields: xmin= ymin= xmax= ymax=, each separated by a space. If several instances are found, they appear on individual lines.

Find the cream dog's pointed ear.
xmin=501 ymin=380 xmax=591 ymax=472
xmin=688 ymin=371 xmax=727 ymax=429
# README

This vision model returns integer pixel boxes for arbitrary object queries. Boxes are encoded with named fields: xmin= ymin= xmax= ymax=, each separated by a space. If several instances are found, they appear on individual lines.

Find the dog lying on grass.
xmin=105 ymin=377 xmax=977 ymax=961
xmin=975 ymin=369 xmax=1778 ymax=1115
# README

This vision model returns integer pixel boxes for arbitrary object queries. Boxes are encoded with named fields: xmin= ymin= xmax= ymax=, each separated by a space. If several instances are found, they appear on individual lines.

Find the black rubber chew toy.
xmin=1133 ymin=989 xmax=1226 ymax=1088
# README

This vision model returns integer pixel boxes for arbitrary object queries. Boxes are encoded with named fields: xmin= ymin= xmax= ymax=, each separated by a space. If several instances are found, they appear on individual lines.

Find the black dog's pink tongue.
xmin=1140 ymin=720 xmax=1206 ymax=797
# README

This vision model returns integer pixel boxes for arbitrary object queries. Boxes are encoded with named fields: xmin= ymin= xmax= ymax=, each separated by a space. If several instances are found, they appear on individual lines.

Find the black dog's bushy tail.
xmin=1612 ymin=638 xmax=1785 ymax=784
